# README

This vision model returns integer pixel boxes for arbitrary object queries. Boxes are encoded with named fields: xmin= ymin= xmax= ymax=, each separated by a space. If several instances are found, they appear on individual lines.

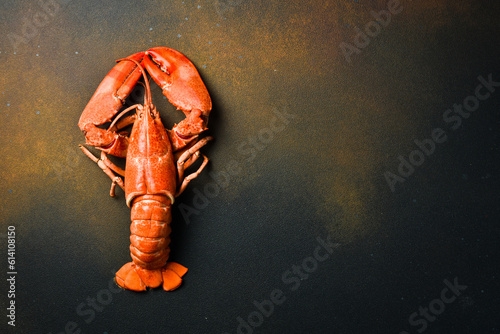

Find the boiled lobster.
xmin=78 ymin=47 xmax=212 ymax=291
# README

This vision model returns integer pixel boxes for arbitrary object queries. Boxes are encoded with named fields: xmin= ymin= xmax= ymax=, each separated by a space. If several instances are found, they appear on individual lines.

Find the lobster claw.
xmin=143 ymin=47 xmax=212 ymax=151
xmin=78 ymin=52 xmax=146 ymax=157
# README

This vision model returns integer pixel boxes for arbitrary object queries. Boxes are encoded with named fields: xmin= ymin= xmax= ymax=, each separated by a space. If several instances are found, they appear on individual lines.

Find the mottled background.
xmin=0 ymin=0 xmax=499 ymax=333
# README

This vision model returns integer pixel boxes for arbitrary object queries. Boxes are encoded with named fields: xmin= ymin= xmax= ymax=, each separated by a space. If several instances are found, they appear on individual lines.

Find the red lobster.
xmin=78 ymin=47 xmax=212 ymax=291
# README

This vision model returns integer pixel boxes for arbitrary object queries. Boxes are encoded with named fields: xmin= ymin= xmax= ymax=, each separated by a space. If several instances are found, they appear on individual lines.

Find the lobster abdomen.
xmin=115 ymin=194 xmax=187 ymax=291
xmin=129 ymin=194 xmax=172 ymax=270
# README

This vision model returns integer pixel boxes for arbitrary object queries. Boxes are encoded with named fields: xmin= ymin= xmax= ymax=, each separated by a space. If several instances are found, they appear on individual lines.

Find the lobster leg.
xmin=99 ymin=151 xmax=125 ymax=177
xmin=176 ymin=154 xmax=210 ymax=197
xmin=109 ymin=114 xmax=137 ymax=133
xmin=79 ymin=145 xmax=125 ymax=197
xmin=175 ymin=136 xmax=213 ymax=196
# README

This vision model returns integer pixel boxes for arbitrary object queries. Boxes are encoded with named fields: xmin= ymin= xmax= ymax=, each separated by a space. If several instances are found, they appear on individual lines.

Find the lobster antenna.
xmin=107 ymin=103 xmax=140 ymax=132
xmin=116 ymin=57 xmax=152 ymax=109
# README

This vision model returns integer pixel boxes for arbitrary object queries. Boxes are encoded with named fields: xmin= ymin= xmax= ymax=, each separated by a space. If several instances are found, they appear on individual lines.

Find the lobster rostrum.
xmin=78 ymin=47 xmax=212 ymax=292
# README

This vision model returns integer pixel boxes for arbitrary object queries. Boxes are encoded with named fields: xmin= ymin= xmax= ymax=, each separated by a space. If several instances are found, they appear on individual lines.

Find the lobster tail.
xmin=115 ymin=195 xmax=188 ymax=291
xmin=129 ymin=195 xmax=171 ymax=269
